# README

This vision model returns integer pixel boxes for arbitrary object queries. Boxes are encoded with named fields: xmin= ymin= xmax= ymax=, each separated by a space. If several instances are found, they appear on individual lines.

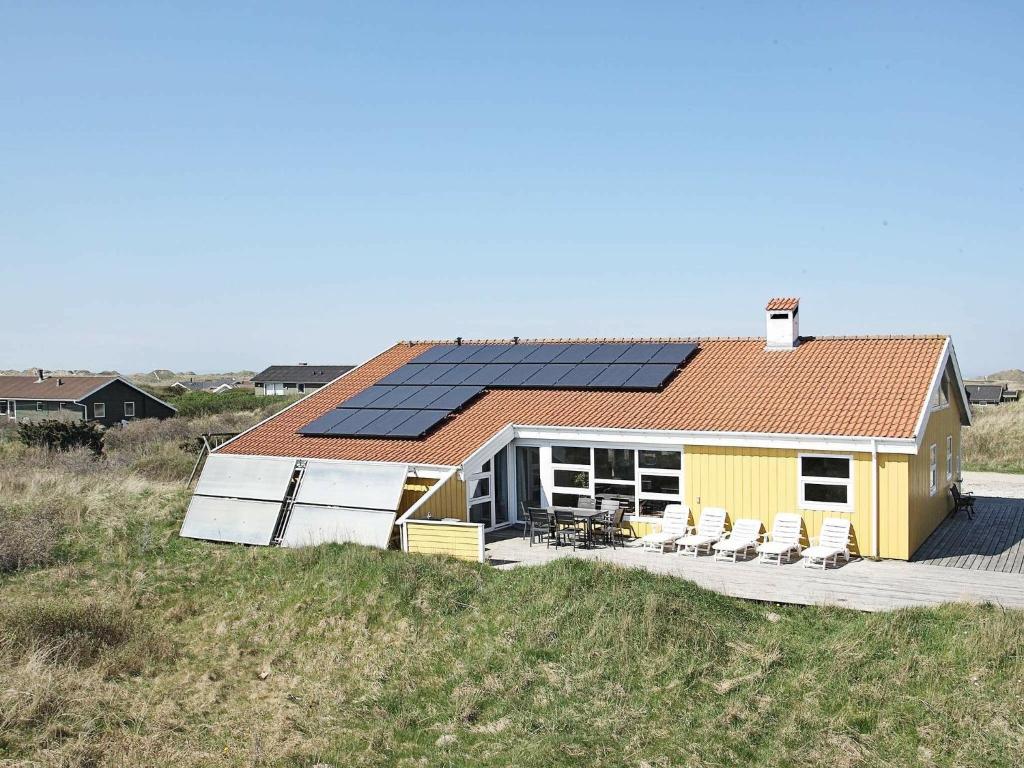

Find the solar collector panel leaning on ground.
xmin=298 ymin=342 xmax=699 ymax=439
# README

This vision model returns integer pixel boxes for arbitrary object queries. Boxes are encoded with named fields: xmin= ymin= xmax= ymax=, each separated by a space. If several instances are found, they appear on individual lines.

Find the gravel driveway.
xmin=962 ymin=470 xmax=1024 ymax=499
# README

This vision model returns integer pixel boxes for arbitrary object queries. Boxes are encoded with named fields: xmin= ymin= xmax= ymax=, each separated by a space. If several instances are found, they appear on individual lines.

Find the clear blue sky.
xmin=2 ymin=2 xmax=1021 ymax=376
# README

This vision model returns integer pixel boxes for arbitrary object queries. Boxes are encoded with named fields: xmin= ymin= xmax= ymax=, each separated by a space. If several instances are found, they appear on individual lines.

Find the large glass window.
xmin=799 ymin=454 xmax=853 ymax=511
xmin=553 ymin=469 xmax=589 ymax=489
xmin=552 ymin=493 xmax=586 ymax=508
xmin=493 ymin=446 xmax=509 ymax=524
xmin=640 ymin=474 xmax=680 ymax=495
xmin=516 ymin=446 xmax=542 ymax=513
xmin=552 ymin=446 xmax=591 ymax=465
xmin=594 ymin=449 xmax=635 ymax=481
xmin=638 ymin=450 xmax=681 ymax=470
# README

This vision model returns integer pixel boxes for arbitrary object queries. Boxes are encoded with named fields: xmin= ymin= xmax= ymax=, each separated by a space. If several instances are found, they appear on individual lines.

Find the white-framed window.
xmin=124 ymin=401 xmax=136 ymax=418
xmin=265 ymin=382 xmax=284 ymax=396
xmin=298 ymin=383 xmax=305 ymax=393
xmin=0 ymin=401 xmax=7 ymax=416
xmin=946 ymin=435 xmax=953 ymax=481
xmin=929 ymin=444 xmax=938 ymax=496
xmin=36 ymin=401 xmax=43 ymax=411
xmin=798 ymin=454 xmax=853 ymax=512
xmin=93 ymin=403 xmax=106 ymax=419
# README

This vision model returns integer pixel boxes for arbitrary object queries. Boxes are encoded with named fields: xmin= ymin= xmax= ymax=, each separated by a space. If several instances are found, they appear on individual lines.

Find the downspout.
xmin=871 ymin=438 xmax=879 ymax=559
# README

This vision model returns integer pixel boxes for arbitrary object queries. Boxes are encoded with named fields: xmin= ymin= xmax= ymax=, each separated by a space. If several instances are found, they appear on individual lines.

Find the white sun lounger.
xmin=801 ymin=518 xmax=852 ymax=570
xmin=674 ymin=507 xmax=727 ymax=557
xmin=757 ymin=513 xmax=803 ymax=565
xmin=711 ymin=518 xmax=763 ymax=562
xmin=639 ymin=504 xmax=690 ymax=552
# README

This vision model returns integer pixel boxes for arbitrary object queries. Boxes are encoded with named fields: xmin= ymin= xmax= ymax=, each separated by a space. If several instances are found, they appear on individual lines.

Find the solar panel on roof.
xmin=401 ymin=363 xmax=456 ymax=385
xmin=409 ymin=344 xmax=459 ymax=364
xmin=375 ymin=364 xmax=425 ymax=386
xmin=394 ymin=385 xmax=455 ymax=409
xmin=489 ymin=362 xmax=545 ymax=387
xmin=554 ymin=364 xmax=603 ymax=388
xmin=615 ymin=343 xmax=662 ymax=364
xmin=429 ymin=362 xmax=483 ymax=385
xmin=551 ymin=344 xmax=601 ymax=364
xmin=432 ymin=345 xmax=480 ymax=363
xmin=523 ymin=364 xmax=576 ymax=387
xmin=352 ymin=409 xmax=418 ymax=436
xmin=491 ymin=344 xmax=542 ymax=363
xmin=649 ymin=342 xmax=698 ymax=364
xmin=587 ymin=364 xmax=643 ymax=388
xmin=583 ymin=343 xmax=633 ymax=363
xmin=382 ymin=409 xmax=451 ymax=438
xmin=624 ymin=363 xmax=680 ymax=390
xmin=298 ymin=409 xmax=352 ymax=435
xmin=325 ymin=408 xmax=391 ymax=434
xmin=522 ymin=344 xmax=569 ymax=363
xmin=462 ymin=344 xmax=512 ymax=364
xmin=338 ymin=385 xmax=393 ymax=409
xmin=427 ymin=384 xmax=485 ymax=410
xmin=363 ymin=385 xmax=423 ymax=408
xmin=460 ymin=363 xmax=514 ymax=386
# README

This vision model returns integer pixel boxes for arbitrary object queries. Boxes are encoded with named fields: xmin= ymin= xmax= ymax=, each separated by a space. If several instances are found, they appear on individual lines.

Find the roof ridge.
xmin=397 ymin=334 xmax=950 ymax=345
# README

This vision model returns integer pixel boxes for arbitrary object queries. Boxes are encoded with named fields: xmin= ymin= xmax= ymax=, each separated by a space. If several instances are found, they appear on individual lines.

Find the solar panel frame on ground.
xmin=299 ymin=342 xmax=699 ymax=439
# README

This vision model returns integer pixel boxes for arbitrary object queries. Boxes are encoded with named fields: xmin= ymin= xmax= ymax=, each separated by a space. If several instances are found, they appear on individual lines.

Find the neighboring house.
xmin=965 ymin=383 xmax=1007 ymax=406
xmin=0 ymin=372 xmax=177 ymax=426
xmin=252 ymin=364 xmax=353 ymax=396
xmin=170 ymin=378 xmax=243 ymax=394
xmin=181 ymin=298 xmax=970 ymax=565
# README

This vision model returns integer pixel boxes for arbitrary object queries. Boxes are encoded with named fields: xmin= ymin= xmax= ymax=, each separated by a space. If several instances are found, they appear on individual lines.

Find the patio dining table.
xmin=550 ymin=506 xmax=606 ymax=548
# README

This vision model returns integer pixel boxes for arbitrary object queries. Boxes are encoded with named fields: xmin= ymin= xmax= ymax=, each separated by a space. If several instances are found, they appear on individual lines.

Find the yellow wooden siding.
xmin=907 ymin=399 xmax=963 ymax=557
xmin=399 ymin=478 xmax=437 ymax=514
xmin=408 ymin=473 xmax=468 ymax=521
xmin=683 ymin=445 xmax=913 ymax=559
xmin=405 ymin=521 xmax=482 ymax=562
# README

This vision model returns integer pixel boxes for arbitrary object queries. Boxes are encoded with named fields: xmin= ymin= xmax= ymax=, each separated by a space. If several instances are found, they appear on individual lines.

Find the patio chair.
xmin=674 ymin=507 xmax=728 ymax=557
xmin=801 ymin=518 xmax=852 ymax=570
xmin=577 ymin=496 xmax=597 ymax=511
xmin=518 ymin=501 xmax=531 ymax=539
xmin=552 ymin=507 xmax=582 ymax=550
xmin=527 ymin=507 xmax=554 ymax=547
xmin=591 ymin=499 xmax=625 ymax=549
xmin=711 ymin=518 xmax=763 ymax=562
xmin=757 ymin=513 xmax=803 ymax=565
xmin=950 ymin=485 xmax=975 ymax=520
xmin=638 ymin=504 xmax=691 ymax=552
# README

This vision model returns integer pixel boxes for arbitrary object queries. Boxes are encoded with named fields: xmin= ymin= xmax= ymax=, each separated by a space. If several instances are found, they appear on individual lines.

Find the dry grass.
xmin=963 ymin=400 xmax=1024 ymax=473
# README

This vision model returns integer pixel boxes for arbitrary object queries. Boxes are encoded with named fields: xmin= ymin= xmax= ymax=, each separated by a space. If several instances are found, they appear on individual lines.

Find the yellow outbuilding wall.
xmin=683 ymin=445 xmax=913 ymax=559
xmin=907 ymin=399 xmax=963 ymax=557
xmin=405 ymin=520 xmax=484 ymax=562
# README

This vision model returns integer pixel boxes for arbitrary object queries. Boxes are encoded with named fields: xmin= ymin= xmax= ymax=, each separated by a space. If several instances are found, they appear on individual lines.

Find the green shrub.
xmin=166 ymin=389 xmax=301 ymax=417
xmin=17 ymin=420 xmax=104 ymax=455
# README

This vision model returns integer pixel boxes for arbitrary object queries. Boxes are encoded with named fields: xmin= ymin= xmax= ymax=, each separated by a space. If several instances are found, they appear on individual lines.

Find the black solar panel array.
xmin=299 ymin=342 xmax=697 ymax=439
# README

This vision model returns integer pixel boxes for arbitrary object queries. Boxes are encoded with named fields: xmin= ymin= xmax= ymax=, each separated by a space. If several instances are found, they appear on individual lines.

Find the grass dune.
xmin=1 ymin=423 xmax=1023 ymax=765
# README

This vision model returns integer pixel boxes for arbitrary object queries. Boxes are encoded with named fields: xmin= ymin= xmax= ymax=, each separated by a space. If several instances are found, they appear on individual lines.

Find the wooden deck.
xmin=912 ymin=495 xmax=1024 ymax=573
xmin=484 ymin=528 xmax=1024 ymax=613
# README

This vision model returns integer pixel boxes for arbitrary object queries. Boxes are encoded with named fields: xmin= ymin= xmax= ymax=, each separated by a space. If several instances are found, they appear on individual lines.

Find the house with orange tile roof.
xmin=180 ymin=298 xmax=971 ymax=564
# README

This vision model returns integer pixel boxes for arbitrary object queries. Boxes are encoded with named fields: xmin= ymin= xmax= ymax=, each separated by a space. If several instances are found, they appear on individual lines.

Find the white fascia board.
xmin=461 ymin=423 xmax=516 ymax=473
xmin=946 ymin=342 xmax=973 ymax=427
xmin=511 ymin=424 xmax=919 ymax=455
xmin=911 ymin=337 xmax=971 ymax=452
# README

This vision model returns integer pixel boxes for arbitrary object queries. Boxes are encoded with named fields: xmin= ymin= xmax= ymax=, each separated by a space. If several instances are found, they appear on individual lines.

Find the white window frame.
xmin=6 ymin=400 xmax=14 ymax=419
xmin=929 ymin=444 xmax=938 ymax=496
xmin=124 ymin=401 xmax=136 ymax=419
xmin=946 ymin=435 xmax=953 ymax=481
xmin=0 ymin=400 xmax=7 ymax=416
xmin=93 ymin=402 xmax=106 ymax=419
xmin=798 ymin=453 xmax=854 ymax=513
xmin=265 ymin=382 xmax=284 ymax=396
xmin=36 ymin=401 xmax=43 ymax=411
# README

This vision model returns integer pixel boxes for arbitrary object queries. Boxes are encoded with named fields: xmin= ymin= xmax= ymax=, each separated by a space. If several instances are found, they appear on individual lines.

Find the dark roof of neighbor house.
xmin=965 ymin=384 xmax=1005 ymax=403
xmin=221 ymin=335 xmax=955 ymax=467
xmin=252 ymin=365 xmax=353 ymax=385
xmin=0 ymin=375 xmax=119 ymax=401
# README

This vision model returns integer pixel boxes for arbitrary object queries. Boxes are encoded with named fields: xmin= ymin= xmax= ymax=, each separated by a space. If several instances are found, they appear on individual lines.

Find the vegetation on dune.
xmin=1 ymin=416 xmax=1023 ymax=766
xmin=151 ymin=387 xmax=302 ymax=418
xmin=963 ymin=400 xmax=1024 ymax=474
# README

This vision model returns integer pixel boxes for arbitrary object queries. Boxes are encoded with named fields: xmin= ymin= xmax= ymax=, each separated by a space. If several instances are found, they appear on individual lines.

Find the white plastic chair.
xmin=801 ymin=518 xmax=852 ymax=570
xmin=674 ymin=507 xmax=727 ymax=557
xmin=711 ymin=518 xmax=763 ymax=562
xmin=757 ymin=513 xmax=803 ymax=565
xmin=639 ymin=504 xmax=690 ymax=552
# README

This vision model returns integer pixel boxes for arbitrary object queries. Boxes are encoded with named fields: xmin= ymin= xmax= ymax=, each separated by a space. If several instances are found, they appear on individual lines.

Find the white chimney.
xmin=765 ymin=298 xmax=800 ymax=350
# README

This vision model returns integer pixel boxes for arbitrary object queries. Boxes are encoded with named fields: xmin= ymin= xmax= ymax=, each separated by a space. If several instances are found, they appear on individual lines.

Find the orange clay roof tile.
xmin=765 ymin=297 xmax=800 ymax=311
xmin=220 ymin=336 xmax=947 ymax=466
